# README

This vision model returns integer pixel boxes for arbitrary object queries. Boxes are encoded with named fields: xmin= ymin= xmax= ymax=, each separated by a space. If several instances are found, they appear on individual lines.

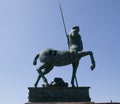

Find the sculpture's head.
xmin=72 ymin=26 xmax=80 ymax=32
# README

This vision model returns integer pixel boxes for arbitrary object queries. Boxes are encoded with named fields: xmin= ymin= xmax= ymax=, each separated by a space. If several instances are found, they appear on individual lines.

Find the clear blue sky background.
xmin=0 ymin=0 xmax=120 ymax=104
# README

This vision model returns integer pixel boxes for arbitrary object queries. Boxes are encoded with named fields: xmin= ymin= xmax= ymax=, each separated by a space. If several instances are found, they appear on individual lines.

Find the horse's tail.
xmin=33 ymin=54 xmax=39 ymax=65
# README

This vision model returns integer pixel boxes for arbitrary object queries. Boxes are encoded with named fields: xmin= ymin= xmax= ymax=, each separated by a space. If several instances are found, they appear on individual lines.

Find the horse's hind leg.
xmin=41 ymin=65 xmax=53 ymax=86
xmin=35 ymin=64 xmax=54 ymax=87
xmin=34 ymin=74 xmax=41 ymax=87
xmin=34 ymin=63 xmax=46 ymax=87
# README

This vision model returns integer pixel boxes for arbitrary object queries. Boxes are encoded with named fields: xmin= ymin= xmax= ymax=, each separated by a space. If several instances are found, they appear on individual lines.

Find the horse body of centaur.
xmin=33 ymin=48 xmax=95 ymax=87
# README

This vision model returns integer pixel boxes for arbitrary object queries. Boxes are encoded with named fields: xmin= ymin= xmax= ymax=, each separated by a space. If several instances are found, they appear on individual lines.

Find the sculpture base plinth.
xmin=25 ymin=102 xmax=94 ymax=104
xmin=28 ymin=87 xmax=91 ymax=102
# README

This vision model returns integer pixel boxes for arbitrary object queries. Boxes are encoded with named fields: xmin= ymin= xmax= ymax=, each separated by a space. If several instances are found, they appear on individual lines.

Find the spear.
xmin=59 ymin=1 xmax=79 ymax=87
xmin=59 ymin=0 xmax=69 ymax=45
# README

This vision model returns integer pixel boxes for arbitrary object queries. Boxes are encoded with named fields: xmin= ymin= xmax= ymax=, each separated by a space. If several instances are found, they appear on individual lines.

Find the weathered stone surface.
xmin=28 ymin=87 xmax=91 ymax=102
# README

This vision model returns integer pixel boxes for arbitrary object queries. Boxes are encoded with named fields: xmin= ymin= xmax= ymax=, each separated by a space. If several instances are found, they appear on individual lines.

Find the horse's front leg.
xmin=89 ymin=52 xmax=95 ymax=70
xmin=86 ymin=51 xmax=95 ymax=70
xmin=78 ymin=51 xmax=95 ymax=70
xmin=71 ymin=61 xmax=79 ymax=87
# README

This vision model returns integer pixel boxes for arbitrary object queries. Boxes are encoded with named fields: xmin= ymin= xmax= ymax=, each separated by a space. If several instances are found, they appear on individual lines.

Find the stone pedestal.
xmin=25 ymin=102 xmax=94 ymax=104
xmin=27 ymin=87 xmax=91 ymax=102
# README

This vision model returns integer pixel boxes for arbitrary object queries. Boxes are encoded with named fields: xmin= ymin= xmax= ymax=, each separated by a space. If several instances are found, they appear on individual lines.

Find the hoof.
xmin=90 ymin=65 xmax=95 ymax=71
xmin=71 ymin=84 xmax=75 ymax=87
xmin=34 ymin=83 xmax=37 ymax=88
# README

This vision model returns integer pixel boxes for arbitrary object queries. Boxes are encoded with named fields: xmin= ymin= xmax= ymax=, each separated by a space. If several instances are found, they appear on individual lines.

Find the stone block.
xmin=28 ymin=87 xmax=91 ymax=102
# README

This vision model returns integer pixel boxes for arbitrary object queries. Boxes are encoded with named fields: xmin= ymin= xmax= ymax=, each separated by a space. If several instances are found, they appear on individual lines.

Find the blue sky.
xmin=0 ymin=0 xmax=120 ymax=104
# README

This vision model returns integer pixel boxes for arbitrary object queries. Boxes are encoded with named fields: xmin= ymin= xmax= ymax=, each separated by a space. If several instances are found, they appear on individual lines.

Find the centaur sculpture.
xmin=33 ymin=26 xmax=96 ymax=87
xmin=33 ymin=2 xmax=95 ymax=87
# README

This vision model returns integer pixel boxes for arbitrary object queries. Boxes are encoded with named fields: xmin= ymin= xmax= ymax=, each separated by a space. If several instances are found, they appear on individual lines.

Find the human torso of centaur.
xmin=68 ymin=30 xmax=83 ymax=53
